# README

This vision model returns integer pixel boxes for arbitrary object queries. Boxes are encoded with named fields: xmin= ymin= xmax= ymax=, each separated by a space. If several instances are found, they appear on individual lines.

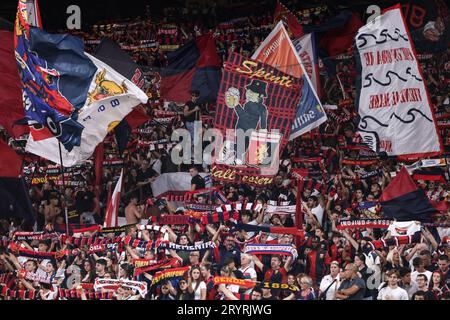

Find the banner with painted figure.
xmin=251 ymin=22 xmax=326 ymax=141
xmin=355 ymin=5 xmax=442 ymax=158
xmin=211 ymin=52 xmax=302 ymax=187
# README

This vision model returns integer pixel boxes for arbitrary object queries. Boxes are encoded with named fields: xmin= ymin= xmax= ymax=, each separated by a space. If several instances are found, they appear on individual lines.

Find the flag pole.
xmin=57 ymin=142 xmax=69 ymax=236
xmin=294 ymin=179 xmax=304 ymax=247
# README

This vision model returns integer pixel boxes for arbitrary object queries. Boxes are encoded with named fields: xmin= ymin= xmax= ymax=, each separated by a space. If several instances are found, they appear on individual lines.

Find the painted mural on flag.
xmin=25 ymin=53 xmax=148 ymax=166
xmin=251 ymin=22 xmax=326 ymax=140
xmin=211 ymin=52 xmax=302 ymax=187
xmin=15 ymin=0 xmax=147 ymax=166
xmin=355 ymin=5 xmax=442 ymax=158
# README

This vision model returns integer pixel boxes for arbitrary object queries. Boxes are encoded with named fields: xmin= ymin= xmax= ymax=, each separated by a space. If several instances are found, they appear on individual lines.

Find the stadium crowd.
xmin=0 ymin=1 xmax=450 ymax=300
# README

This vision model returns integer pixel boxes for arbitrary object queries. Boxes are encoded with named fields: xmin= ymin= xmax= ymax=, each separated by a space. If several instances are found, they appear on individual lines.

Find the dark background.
xmin=0 ymin=0 xmax=381 ymax=31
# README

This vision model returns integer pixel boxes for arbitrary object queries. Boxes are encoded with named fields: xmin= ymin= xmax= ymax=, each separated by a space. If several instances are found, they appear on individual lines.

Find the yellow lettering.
xmin=236 ymin=60 xmax=257 ymax=75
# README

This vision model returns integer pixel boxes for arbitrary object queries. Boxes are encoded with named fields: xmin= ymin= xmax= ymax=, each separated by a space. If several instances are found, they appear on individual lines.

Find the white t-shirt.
xmin=377 ymin=286 xmax=409 ymax=300
xmin=319 ymin=274 xmax=340 ymax=300
xmin=411 ymin=270 xmax=432 ymax=286
xmin=191 ymin=281 xmax=206 ymax=300
xmin=311 ymin=205 xmax=324 ymax=226
xmin=239 ymin=265 xmax=257 ymax=281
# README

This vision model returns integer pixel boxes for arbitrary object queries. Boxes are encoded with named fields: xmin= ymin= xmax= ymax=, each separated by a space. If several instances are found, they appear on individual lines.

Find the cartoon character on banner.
xmin=219 ymin=79 xmax=281 ymax=170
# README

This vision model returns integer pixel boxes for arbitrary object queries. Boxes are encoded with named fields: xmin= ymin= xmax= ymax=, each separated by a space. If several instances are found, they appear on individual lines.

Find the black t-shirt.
xmin=75 ymin=191 xmax=95 ymax=214
xmin=137 ymin=167 xmax=157 ymax=196
xmin=260 ymin=295 xmax=279 ymax=300
xmin=184 ymin=101 xmax=201 ymax=122
xmin=191 ymin=174 xmax=205 ymax=190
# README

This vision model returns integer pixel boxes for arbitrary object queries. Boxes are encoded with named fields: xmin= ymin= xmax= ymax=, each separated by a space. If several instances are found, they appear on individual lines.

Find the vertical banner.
xmin=293 ymin=33 xmax=320 ymax=95
xmin=211 ymin=53 xmax=301 ymax=187
xmin=252 ymin=22 xmax=326 ymax=141
xmin=355 ymin=5 xmax=443 ymax=158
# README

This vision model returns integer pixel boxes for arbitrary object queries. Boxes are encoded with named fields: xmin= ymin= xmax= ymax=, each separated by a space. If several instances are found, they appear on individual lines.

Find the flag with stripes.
xmin=103 ymin=169 xmax=123 ymax=227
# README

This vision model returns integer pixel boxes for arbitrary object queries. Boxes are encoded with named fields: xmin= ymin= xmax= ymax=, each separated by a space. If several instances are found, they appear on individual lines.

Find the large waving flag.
xmin=103 ymin=169 xmax=123 ymax=228
xmin=380 ymin=167 xmax=436 ymax=222
xmin=273 ymin=1 xmax=304 ymax=39
xmin=292 ymin=33 xmax=321 ymax=98
xmin=94 ymin=38 xmax=150 ymax=154
xmin=160 ymin=33 xmax=222 ymax=104
xmin=0 ymin=24 xmax=29 ymax=138
xmin=252 ymin=21 xmax=326 ymax=140
xmin=354 ymin=5 xmax=442 ymax=158
xmin=0 ymin=138 xmax=35 ymax=222
xmin=16 ymin=2 xmax=148 ymax=166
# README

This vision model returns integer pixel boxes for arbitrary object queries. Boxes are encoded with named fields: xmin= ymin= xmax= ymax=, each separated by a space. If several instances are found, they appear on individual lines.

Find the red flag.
xmin=0 ymin=30 xmax=29 ymax=138
xmin=103 ymin=169 xmax=123 ymax=227
xmin=273 ymin=1 xmax=304 ymax=38
xmin=0 ymin=138 xmax=22 ymax=177
xmin=125 ymin=106 xmax=150 ymax=129
xmin=319 ymin=13 xmax=363 ymax=56
xmin=380 ymin=167 xmax=418 ymax=202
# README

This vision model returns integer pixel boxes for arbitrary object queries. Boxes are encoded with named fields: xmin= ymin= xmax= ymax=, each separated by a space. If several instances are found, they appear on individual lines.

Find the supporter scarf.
xmin=12 ymin=232 xmax=59 ymax=241
xmin=58 ymin=288 xmax=114 ymax=300
xmin=158 ymin=187 xmax=224 ymax=203
xmin=412 ymin=173 xmax=446 ymax=183
xmin=215 ymin=202 xmax=263 ymax=213
xmin=132 ymin=259 xmax=159 ymax=268
xmin=232 ymin=224 xmax=304 ymax=237
xmin=151 ymin=267 xmax=189 ymax=286
xmin=183 ymin=210 xmax=204 ymax=220
xmin=325 ymin=110 xmax=352 ymax=124
xmin=157 ymin=241 xmax=216 ymax=251
xmin=100 ymin=224 xmax=136 ymax=234
xmin=201 ymin=211 xmax=239 ymax=225
xmin=102 ymin=159 xmax=124 ymax=166
xmin=213 ymin=276 xmax=255 ymax=289
xmin=9 ymin=243 xmax=57 ymax=259
xmin=0 ymin=285 xmax=37 ymax=300
xmin=341 ymin=171 xmax=381 ymax=182
xmin=243 ymin=244 xmax=298 ymax=259
xmin=60 ymin=235 xmax=124 ymax=247
xmin=292 ymin=156 xmax=322 ymax=164
xmin=423 ymin=222 xmax=450 ymax=228
xmin=94 ymin=278 xmax=147 ymax=298
xmin=265 ymin=204 xmax=296 ymax=215
xmin=19 ymin=270 xmax=51 ymax=284
xmin=297 ymin=178 xmax=324 ymax=194
xmin=154 ymin=110 xmax=180 ymax=117
xmin=137 ymin=140 xmax=177 ymax=151
xmin=122 ymin=235 xmax=156 ymax=251
xmin=341 ymin=157 xmax=379 ymax=166
xmin=185 ymin=203 xmax=217 ymax=211
xmin=134 ymin=258 xmax=180 ymax=276
xmin=261 ymin=281 xmax=299 ymax=292
xmin=87 ymin=244 xmax=116 ymax=254
xmin=72 ymin=225 xmax=102 ymax=234
xmin=363 ymin=231 xmax=422 ymax=253
xmin=336 ymin=219 xmax=391 ymax=230
xmin=149 ymin=215 xmax=191 ymax=225
xmin=137 ymin=225 xmax=169 ymax=241
xmin=0 ymin=273 xmax=14 ymax=287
